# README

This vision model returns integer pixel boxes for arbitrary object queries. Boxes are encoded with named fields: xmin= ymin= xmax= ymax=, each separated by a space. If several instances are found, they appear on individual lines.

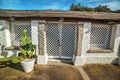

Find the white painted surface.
xmin=5 ymin=29 xmax=11 ymax=47
xmin=74 ymin=23 xmax=120 ymax=65
xmin=74 ymin=56 xmax=83 ymax=65
xmin=31 ymin=20 xmax=39 ymax=56
xmin=37 ymin=55 xmax=47 ymax=65
xmin=31 ymin=20 xmax=39 ymax=45
xmin=0 ymin=20 xmax=11 ymax=55
xmin=0 ymin=20 xmax=6 ymax=26
xmin=81 ymin=22 xmax=91 ymax=56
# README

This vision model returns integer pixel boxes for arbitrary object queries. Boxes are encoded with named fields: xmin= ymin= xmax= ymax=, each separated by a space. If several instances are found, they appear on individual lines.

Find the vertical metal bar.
xmin=58 ymin=23 xmax=62 ymax=58
xmin=74 ymin=24 xmax=78 ymax=54
xmin=59 ymin=18 xmax=64 ymax=58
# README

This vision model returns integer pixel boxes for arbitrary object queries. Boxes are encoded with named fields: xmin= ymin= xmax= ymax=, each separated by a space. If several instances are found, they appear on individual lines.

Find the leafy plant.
xmin=0 ymin=29 xmax=36 ymax=63
xmin=19 ymin=29 xmax=35 ymax=59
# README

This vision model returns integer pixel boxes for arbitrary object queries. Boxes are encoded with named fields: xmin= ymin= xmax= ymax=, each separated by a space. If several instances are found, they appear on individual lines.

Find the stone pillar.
xmin=81 ymin=22 xmax=91 ymax=55
xmin=37 ymin=20 xmax=48 ymax=65
xmin=76 ymin=23 xmax=84 ymax=56
xmin=74 ymin=22 xmax=91 ymax=65
xmin=109 ymin=25 xmax=117 ymax=49
xmin=113 ymin=24 xmax=120 ymax=56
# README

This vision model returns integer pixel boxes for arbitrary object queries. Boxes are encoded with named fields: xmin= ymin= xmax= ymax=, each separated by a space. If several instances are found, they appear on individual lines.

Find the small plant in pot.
xmin=19 ymin=29 xmax=36 ymax=72
xmin=0 ymin=29 xmax=36 ymax=72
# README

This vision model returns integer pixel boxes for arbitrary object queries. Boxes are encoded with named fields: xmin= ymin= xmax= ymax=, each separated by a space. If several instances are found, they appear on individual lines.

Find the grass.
xmin=83 ymin=64 xmax=120 ymax=80
xmin=0 ymin=62 xmax=83 ymax=80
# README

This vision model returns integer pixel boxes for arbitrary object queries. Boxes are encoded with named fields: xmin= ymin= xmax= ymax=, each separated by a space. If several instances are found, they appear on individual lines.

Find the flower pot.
xmin=20 ymin=58 xmax=35 ymax=72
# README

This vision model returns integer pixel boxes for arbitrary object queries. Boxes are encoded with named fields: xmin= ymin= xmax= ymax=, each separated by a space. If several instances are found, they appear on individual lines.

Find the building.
xmin=0 ymin=10 xmax=120 ymax=65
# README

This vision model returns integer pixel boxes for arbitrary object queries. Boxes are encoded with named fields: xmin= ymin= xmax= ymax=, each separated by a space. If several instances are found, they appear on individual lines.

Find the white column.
xmin=31 ymin=20 xmax=39 ymax=56
xmin=113 ymin=24 xmax=120 ymax=55
xmin=31 ymin=20 xmax=39 ymax=45
xmin=81 ymin=22 xmax=91 ymax=56
xmin=74 ymin=22 xmax=91 ymax=65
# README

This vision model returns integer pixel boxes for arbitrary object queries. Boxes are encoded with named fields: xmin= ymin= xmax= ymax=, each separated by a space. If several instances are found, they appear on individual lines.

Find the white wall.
xmin=0 ymin=20 xmax=11 ymax=54
xmin=79 ymin=23 xmax=120 ymax=65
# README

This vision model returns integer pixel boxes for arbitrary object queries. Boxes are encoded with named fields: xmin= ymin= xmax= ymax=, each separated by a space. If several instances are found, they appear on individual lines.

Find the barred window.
xmin=11 ymin=21 xmax=31 ymax=46
xmin=90 ymin=24 xmax=112 ymax=49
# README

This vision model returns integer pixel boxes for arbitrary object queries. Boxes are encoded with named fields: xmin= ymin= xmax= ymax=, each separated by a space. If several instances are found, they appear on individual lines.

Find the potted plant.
xmin=19 ymin=29 xmax=36 ymax=72
xmin=0 ymin=29 xmax=36 ymax=72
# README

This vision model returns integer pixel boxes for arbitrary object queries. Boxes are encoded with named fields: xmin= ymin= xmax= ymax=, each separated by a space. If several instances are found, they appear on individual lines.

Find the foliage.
xmin=95 ymin=5 xmax=111 ymax=12
xmin=0 ymin=29 xmax=36 ymax=63
xmin=70 ymin=3 xmax=94 ymax=11
xmin=20 ymin=29 xmax=35 ymax=59
xmin=70 ymin=3 xmax=113 ymax=12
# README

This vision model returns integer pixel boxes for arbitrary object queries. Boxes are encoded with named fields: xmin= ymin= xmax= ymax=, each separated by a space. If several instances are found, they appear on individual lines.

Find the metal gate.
xmin=46 ymin=22 xmax=77 ymax=59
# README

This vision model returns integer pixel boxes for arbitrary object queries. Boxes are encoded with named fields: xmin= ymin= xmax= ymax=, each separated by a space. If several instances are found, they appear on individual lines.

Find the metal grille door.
xmin=62 ymin=24 xmax=76 ymax=58
xmin=46 ymin=22 xmax=77 ymax=59
xmin=46 ymin=23 xmax=60 ymax=58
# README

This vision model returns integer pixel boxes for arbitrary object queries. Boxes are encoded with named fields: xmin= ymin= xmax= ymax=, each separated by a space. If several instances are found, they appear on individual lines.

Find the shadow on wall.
xmin=0 ymin=45 xmax=8 ymax=57
xmin=117 ymin=44 xmax=120 ymax=57
xmin=112 ymin=44 xmax=120 ymax=64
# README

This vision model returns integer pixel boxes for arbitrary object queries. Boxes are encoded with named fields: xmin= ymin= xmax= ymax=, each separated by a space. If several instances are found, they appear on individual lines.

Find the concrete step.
xmin=48 ymin=59 xmax=73 ymax=65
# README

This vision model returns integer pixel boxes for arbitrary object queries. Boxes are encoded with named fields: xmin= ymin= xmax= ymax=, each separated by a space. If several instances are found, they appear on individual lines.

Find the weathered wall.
xmin=74 ymin=23 xmax=120 ymax=65
xmin=0 ymin=20 xmax=11 ymax=55
xmin=0 ymin=20 xmax=11 ymax=50
xmin=1 ymin=19 xmax=119 ymax=65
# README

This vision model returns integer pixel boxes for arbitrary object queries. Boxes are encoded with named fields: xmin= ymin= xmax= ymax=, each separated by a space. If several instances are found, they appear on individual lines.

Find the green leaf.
xmin=28 ymin=51 xmax=33 ymax=58
xmin=11 ymin=58 xmax=20 ymax=63
xmin=0 ymin=57 xmax=11 ymax=62
xmin=19 ymin=57 xmax=24 ymax=61
xmin=20 ymin=49 xmax=27 ymax=55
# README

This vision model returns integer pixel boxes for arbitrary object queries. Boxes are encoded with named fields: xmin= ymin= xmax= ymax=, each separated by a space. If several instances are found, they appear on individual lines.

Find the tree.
xmin=95 ymin=5 xmax=111 ymax=12
xmin=70 ymin=4 xmax=76 ymax=10
xmin=83 ymin=6 xmax=94 ymax=11
xmin=70 ymin=3 xmax=94 ymax=11
xmin=70 ymin=3 xmax=113 ymax=12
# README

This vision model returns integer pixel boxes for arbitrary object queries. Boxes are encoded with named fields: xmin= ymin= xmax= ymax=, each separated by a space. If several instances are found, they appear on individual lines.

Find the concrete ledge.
xmin=88 ymin=48 xmax=113 ymax=53
xmin=84 ymin=56 xmax=118 ymax=64
xmin=73 ymin=56 xmax=118 ymax=65
xmin=4 ymin=50 xmax=19 ymax=57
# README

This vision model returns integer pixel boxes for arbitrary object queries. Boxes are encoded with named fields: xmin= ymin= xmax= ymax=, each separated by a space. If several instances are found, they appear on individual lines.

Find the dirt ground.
xmin=0 ymin=63 xmax=83 ymax=80
xmin=1 ymin=62 xmax=120 ymax=80
xmin=82 ymin=64 xmax=120 ymax=80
